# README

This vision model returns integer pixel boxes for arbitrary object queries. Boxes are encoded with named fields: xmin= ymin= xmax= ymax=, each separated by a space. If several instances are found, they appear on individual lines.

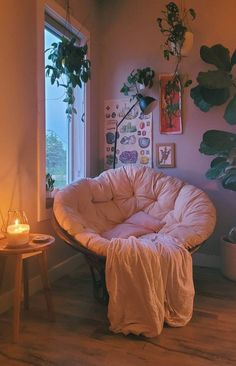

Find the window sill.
xmin=46 ymin=197 xmax=54 ymax=209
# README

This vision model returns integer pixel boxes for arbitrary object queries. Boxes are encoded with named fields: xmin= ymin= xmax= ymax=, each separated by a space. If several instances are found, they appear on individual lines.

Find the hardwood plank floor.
xmin=0 ymin=263 xmax=235 ymax=366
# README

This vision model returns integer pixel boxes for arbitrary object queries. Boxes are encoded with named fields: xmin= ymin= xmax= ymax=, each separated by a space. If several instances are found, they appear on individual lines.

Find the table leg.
xmin=23 ymin=260 xmax=29 ymax=311
xmin=0 ymin=256 xmax=7 ymax=290
xmin=13 ymin=255 xmax=23 ymax=343
xmin=38 ymin=251 xmax=55 ymax=321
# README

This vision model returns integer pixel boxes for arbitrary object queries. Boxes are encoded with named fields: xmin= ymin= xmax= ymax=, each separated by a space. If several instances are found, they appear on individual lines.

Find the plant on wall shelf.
xmin=157 ymin=2 xmax=196 ymax=124
xmin=191 ymin=44 xmax=236 ymax=191
xmin=45 ymin=37 xmax=91 ymax=122
xmin=120 ymin=67 xmax=155 ymax=99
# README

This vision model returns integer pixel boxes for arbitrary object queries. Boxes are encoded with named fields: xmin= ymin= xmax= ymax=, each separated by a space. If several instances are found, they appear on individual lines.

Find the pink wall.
xmin=0 ymin=0 xmax=235 ymax=296
xmin=98 ymin=0 xmax=236 ymax=256
xmin=0 ymin=0 xmax=100 ymax=294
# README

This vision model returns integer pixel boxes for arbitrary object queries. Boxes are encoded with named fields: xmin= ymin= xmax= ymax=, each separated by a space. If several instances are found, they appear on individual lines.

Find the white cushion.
xmin=101 ymin=211 xmax=164 ymax=240
xmin=53 ymin=165 xmax=216 ymax=256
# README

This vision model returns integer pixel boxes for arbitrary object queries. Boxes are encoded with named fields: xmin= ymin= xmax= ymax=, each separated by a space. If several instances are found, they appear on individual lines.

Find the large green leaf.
xmin=224 ymin=94 xmax=236 ymax=125
xmin=190 ymin=85 xmax=212 ymax=112
xmin=210 ymin=156 xmax=227 ymax=167
xmin=222 ymin=169 xmax=236 ymax=191
xmin=231 ymin=50 xmax=236 ymax=67
xmin=200 ymin=44 xmax=231 ymax=72
xmin=206 ymin=160 xmax=229 ymax=179
xmin=200 ymin=86 xmax=229 ymax=106
xmin=199 ymin=130 xmax=236 ymax=155
xmin=197 ymin=70 xmax=232 ymax=89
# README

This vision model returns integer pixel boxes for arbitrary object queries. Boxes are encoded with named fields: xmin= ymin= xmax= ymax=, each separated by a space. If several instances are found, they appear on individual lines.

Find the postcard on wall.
xmin=104 ymin=98 xmax=153 ymax=169
xmin=156 ymin=143 xmax=175 ymax=168
xmin=159 ymin=73 xmax=182 ymax=134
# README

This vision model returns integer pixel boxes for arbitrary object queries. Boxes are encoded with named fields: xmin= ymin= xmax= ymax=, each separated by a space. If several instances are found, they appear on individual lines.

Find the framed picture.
xmin=156 ymin=143 xmax=175 ymax=168
xmin=159 ymin=73 xmax=182 ymax=134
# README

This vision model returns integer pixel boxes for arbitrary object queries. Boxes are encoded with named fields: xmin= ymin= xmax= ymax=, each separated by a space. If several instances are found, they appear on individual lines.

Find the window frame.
xmin=37 ymin=0 xmax=91 ymax=221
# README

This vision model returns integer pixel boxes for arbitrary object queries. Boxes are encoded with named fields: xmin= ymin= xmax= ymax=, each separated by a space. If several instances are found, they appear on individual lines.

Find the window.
xmin=37 ymin=1 xmax=90 ymax=221
xmin=45 ymin=13 xmax=86 ymax=189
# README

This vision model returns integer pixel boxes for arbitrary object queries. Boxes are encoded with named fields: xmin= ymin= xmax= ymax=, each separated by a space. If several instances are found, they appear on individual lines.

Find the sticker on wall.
xmin=104 ymin=98 xmax=153 ymax=169
xmin=159 ymin=74 xmax=182 ymax=134
xmin=156 ymin=143 xmax=175 ymax=168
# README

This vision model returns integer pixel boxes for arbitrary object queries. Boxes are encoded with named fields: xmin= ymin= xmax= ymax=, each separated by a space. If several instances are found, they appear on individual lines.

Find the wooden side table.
xmin=0 ymin=234 xmax=55 ymax=343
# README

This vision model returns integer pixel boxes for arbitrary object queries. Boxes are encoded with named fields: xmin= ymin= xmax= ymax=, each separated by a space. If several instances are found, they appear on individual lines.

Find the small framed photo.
xmin=156 ymin=143 xmax=175 ymax=168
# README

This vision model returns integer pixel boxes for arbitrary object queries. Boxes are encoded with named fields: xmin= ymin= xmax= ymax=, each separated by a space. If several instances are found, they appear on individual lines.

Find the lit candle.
xmin=7 ymin=219 xmax=30 ymax=247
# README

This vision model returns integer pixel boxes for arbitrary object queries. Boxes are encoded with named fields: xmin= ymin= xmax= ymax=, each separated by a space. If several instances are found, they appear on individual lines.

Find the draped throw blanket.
xmin=105 ymin=235 xmax=195 ymax=338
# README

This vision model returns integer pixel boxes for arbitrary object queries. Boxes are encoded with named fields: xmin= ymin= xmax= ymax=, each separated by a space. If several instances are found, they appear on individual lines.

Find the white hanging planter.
xmin=221 ymin=236 xmax=236 ymax=281
xmin=181 ymin=31 xmax=194 ymax=56
xmin=170 ymin=31 xmax=194 ymax=57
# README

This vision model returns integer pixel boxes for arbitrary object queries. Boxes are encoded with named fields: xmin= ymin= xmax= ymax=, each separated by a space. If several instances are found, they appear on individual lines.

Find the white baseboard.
xmin=0 ymin=253 xmax=84 ymax=315
xmin=192 ymin=253 xmax=220 ymax=269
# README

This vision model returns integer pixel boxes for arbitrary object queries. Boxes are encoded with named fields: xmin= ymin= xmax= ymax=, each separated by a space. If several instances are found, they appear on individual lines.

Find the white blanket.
xmin=105 ymin=234 xmax=194 ymax=337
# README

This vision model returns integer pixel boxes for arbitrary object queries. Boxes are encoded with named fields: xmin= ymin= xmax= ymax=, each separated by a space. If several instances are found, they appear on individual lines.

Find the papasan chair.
xmin=53 ymin=165 xmax=216 ymax=337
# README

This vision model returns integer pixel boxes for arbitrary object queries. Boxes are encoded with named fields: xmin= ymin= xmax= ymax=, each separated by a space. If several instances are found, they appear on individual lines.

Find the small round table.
xmin=0 ymin=234 xmax=55 ymax=343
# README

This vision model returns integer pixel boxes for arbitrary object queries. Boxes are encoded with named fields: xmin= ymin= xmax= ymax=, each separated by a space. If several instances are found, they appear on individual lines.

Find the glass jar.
xmin=6 ymin=209 xmax=30 ymax=248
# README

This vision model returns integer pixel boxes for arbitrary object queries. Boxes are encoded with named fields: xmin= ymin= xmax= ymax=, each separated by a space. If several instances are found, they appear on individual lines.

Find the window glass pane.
xmin=45 ymin=28 xmax=69 ymax=189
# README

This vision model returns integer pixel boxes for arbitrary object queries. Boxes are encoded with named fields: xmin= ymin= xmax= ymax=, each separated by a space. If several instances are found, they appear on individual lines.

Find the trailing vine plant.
xmin=191 ymin=44 xmax=236 ymax=191
xmin=120 ymin=67 xmax=155 ymax=99
xmin=157 ymin=2 xmax=196 ymax=126
xmin=45 ymin=2 xmax=91 ymax=122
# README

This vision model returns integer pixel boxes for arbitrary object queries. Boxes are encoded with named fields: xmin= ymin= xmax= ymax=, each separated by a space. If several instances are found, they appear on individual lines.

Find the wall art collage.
xmin=104 ymin=74 xmax=181 ymax=169
xmin=104 ymin=99 xmax=153 ymax=169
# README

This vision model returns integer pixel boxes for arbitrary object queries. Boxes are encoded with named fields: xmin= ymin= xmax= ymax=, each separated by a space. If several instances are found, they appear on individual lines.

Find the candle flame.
xmin=15 ymin=219 xmax=19 ymax=225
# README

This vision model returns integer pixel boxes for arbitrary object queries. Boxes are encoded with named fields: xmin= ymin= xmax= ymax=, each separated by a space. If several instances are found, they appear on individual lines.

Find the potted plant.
xmin=45 ymin=36 xmax=91 ymax=122
xmin=192 ymin=44 xmax=236 ymax=190
xmin=191 ymin=44 xmax=236 ymax=280
xmin=221 ymin=227 xmax=236 ymax=281
xmin=46 ymin=173 xmax=55 ymax=198
xmin=120 ymin=67 xmax=155 ymax=98
xmin=157 ymin=2 xmax=196 ymax=124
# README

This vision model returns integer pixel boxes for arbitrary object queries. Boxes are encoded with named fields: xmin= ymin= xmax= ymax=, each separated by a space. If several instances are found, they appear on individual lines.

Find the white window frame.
xmin=37 ymin=0 xmax=91 ymax=221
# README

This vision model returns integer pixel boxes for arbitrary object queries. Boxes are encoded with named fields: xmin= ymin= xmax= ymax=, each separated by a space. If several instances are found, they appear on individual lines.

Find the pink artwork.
xmin=159 ymin=74 xmax=182 ymax=134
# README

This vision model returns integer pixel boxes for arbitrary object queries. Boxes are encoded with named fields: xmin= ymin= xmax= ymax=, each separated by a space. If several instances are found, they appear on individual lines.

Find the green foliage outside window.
xmin=46 ymin=131 xmax=67 ymax=188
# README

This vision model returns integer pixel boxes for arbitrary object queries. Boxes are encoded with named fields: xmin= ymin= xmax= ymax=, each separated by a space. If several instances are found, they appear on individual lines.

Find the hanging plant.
xmin=157 ymin=1 xmax=196 ymax=60
xmin=157 ymin=2 xmax=196 ymax=122
xmin=120 ymin=67 xmax=155 ymax=98
xmin=45 ymin=36 xmax=91 ymax=121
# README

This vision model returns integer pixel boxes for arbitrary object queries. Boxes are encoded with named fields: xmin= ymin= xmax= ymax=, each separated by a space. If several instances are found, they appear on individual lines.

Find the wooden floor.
xmin=0 ymin=263 xmax=236 ymax=366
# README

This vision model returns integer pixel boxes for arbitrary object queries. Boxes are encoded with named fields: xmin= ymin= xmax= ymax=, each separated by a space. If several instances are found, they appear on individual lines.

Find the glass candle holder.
xmin=6 ymin=210 xmax=30 ymax=248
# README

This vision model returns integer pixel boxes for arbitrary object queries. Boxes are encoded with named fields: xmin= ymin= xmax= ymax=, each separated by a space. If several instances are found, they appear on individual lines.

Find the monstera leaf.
xmin=197 ymin=70 xmax=232 ymax=89
xmin=200 ymin=130 xmax=236 ymax=155
xmin=190 ymin=86 xmax=212 ymax=112
xmin=222 ymin=169 xmax=236 ymax=191
xmin=206 ymin=158 xmax=229 ymax=179
xmin=200 ymin=87 xmax=229 ymax=106
xmin=191 ymin=44 xmax=236 ymax=124
xmin=200 ymin=44 xmax=232 ymax=72
xmin=199 ymin=130 xmax=236 ymax=191
xmin=224 ymin=95 xmax=236 ymax=125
